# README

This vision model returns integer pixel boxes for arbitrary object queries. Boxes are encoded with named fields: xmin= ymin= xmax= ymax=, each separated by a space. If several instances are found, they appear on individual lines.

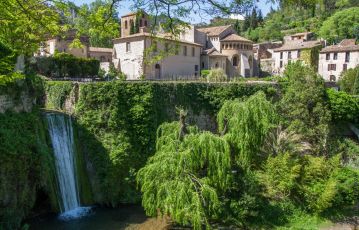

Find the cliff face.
xmin=0 ymin=79 xmax=278 ymax=228
xmin=44 ymin=81 xmax=279 ymax=205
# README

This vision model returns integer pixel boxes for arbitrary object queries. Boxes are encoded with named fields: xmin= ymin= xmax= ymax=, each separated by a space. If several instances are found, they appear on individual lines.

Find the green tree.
xmin=319 ymin=7 xmax=359 ymax=44
xmin=74 ymin=0 xmax=120 ymax=48
xmin=279 ymin=62 xmax=331 ymax=154
xmin=339 ymin=65 xmax=359 ymax=95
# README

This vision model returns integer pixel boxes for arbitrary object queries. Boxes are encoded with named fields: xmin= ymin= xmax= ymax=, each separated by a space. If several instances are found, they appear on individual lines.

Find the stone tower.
xmin=121 ymin=11 xmax=150 ymax=38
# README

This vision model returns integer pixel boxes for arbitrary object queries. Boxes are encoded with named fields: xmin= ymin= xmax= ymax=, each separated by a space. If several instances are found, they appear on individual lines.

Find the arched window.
xmin=232 ymin=55 xmax=238 ymax=66
xmin=330 ymin=75 xmax=336 ymax=82
xmin=125 ymin=20 xmax=128 ymax=29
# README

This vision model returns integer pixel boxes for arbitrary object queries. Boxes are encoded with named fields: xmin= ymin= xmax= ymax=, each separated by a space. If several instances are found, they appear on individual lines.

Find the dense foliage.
xmin=0 ymin=111 xmax=58 ymax=229
xmin=319 ymin=7 xmax=359 ymax=44
xmin=30 ymin=53 xmax=100 ymax=78
xmin=137 ymin=63 xmax=359 ymax=229
xmin=327 ymin=88 xmax=359 ymax=123
xmin=43 ymin=81 xmax=277 ymax=206
xmin=339 ymin=65 xmax=359 ymax=95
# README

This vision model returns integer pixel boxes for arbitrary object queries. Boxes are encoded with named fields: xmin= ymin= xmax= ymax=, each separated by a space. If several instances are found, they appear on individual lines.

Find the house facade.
xmin=113 ymin=11 xmax=255 ymax=80
xmin=318 ymin=39 xmax=359 ymax=82
xmin=36 ymin=30 xmax=90 ymax=58
xmin=272 ymin=32 xmax=323 ymax=74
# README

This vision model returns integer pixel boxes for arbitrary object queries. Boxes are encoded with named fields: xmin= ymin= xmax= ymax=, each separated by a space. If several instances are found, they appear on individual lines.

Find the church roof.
xmin=273 ymin=40 xmax=322 ymax=52
xmin=196 ymin=25 xmax=232 ymax=37
xmin=113 ymin=32 xmax=203 ymax=47
xmin=320 ymin=39 xmax=359 ymax=53
xmin=202 ymin=47 xmax=227 ymax=57
xmin=221 ymin=34 xmax=253 ymax=43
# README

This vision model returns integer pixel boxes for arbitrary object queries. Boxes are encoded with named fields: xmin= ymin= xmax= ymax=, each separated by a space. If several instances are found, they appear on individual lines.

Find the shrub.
xmin=31 ymin=53 xmax=100 ymax=78
xmin=201 ymin=69 xmax=210 ymax=77
xmin=339 ymin=65 xmax=359 ymax=95
xmin=327 ymin=88 xmax=359 ymax=123
xmin=207 ymin=68 xmax=227 ymax=82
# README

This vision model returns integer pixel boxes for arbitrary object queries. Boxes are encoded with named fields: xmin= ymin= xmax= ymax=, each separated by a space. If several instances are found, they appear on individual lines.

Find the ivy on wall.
xmin=0 ymin=110 xmax=58 ymax=229
xmin=44 ymin=81 xmax=279 ymax=205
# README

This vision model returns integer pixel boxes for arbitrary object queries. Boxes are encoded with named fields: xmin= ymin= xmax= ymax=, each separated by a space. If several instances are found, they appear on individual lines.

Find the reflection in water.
xmin=29 ymin=205 xmax=149 ymax=230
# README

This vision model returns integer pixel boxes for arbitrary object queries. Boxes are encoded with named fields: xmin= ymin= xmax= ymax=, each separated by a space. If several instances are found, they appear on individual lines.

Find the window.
xmin=144 ymin=20 xmax=148 ymax=27
xmin=328 ymin=64 xmax=336 ymax=71
xmin=202 ymin=62 xmax=205 ymax=69
xmin=126 ymin=42 xmax=131 ymax=52
xmin=192 ymin=47 xmax=195 ymax=57
xmin=326 ymin=53 xmax=330 ymax=60
xmin=288 ymin=51 xmax=292 ymax=59
xmin=125 ymin=20 xmax=128 ymax=29
xmin=195 ymin=65 xmax=199 ymax=71
xmin=345 ymin=52 xmax=350 ymax=62
xmin=330 ymin=75 xmax=336 ymax=82
xmin=232 ymin=56 xmax=238 ymax=66
xmin=297 ymin=50 xmax=301 ymax=58
xmin=215 ymin=62 xmax=219 ymax=68
xmin=183 ymin=46 xmax=187 ymax=56
xmin=240 ymin=44 xmax=243 ymax=49
xmin=333 ymin=52 xmax=338 ymax=60
xmin=343 ymin=64 xmax=347 ymax=71
xmin=222 ymin=44 xmax=225 ymax=49
xmin=280 ymin=52 xmax=283 ymax=59
xmin=280 ymin=61 xmax=283 ymax=68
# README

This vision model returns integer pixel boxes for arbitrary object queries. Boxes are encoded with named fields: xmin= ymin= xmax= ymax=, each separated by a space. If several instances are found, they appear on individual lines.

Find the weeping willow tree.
xmin=137 ymin=92 xmax=279 ymax=229
xmin=217 ymin=91 xmax=277 ymax=168
xmin=137 ymin=120 xmax=231 ymax=229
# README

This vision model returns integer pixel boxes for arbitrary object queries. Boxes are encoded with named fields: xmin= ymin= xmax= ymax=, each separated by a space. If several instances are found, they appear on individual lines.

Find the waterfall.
xmin=46 ymin=113 xmax=91 ymax=220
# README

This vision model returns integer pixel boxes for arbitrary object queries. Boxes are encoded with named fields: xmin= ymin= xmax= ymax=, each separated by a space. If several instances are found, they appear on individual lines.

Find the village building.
xmin=113 ymin=11 xmax=255 ymax=80
xmin=88 ymin=47 xmax=113 ymax=72
xmin=253 ymin=41 xmax=282 ymax=76
xmin=36 ymin=29 xmax=114 ymax=72
xmin=36 ymin=30 xmax=90 ymax=58
xmin=318 ymin=39 xmax=359 ymax=82
xmin=272 ymin=32 xmax=323 ymax=74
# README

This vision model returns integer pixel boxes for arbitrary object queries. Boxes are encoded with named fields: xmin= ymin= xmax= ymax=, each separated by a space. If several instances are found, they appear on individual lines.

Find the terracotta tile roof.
xmin=196 ymin=25 xmax=232 ymax=36
xmin=320 ymin=39 xmax=359 ymax=53
xmin=273 ymin=40 xmax=322 ymax=52
xmin=113 ymin=32 xmax=203 ymax=47
xmin=339 ymin=39 xmax=356 ymax=46
xmin=221 ymin=34 xmax=253 ymax=43
xmin=202 ymin=47 xmax=227 ymax=57
xmin=89 ymin=47 xmax=113 ymax=53
xmin=121 ymin=11 xmax=148 ymax=18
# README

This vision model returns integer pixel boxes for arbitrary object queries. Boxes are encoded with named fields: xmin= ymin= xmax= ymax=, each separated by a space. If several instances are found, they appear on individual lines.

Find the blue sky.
xmin=72 ymin=0 xmax=277 ymax=23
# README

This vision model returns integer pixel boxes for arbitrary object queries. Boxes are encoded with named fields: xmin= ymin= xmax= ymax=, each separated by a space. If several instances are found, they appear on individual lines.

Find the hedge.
xmin=31 ymin=52 xmax=99 ymax=78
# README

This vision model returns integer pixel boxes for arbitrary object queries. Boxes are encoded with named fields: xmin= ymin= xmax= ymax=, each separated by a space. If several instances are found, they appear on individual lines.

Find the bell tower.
xmin=121 ymin=11 xmax=150 ymax=38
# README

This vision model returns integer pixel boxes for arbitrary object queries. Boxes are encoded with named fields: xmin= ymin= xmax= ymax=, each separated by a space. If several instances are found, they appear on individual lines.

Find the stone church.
xmin=113 ymin=11 xmax=254 ymax=80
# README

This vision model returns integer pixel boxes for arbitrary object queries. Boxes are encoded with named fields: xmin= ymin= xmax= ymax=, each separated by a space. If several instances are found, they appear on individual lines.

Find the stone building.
xmin=196 ymin=25 xmax=254 ymax=77
xmin=272 ymin=32 xmax=323 ymax=74
xmin=88 ymin=47 xmax=113 ymax=72
xmin=36 ymin=29 xmax=114 ymax=72
xmin=253 ymin=41 xmax=282 ymax=76
xmin=318 ymin=39 xmax=359 ymax=82
xmin=113 ymin=13 xmax=255 ymax=80
xmin=36 ymin=30 xmax=90 ymax=57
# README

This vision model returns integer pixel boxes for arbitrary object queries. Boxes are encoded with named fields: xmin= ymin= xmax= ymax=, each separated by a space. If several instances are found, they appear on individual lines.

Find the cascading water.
xmin=46 ymin=113 xmax=91 ymax=220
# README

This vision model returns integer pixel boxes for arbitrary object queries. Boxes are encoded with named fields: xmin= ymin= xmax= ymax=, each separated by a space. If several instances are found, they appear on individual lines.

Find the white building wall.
xmin=114 ymin=38 xmax=145 ymax=80
xmin=318 ymin=51 xmax=359 ymax=82
xmin=273 ymin=50 xmax=301 ymax=74
xmin=145 ymin=38 xmax=201 ymax=79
